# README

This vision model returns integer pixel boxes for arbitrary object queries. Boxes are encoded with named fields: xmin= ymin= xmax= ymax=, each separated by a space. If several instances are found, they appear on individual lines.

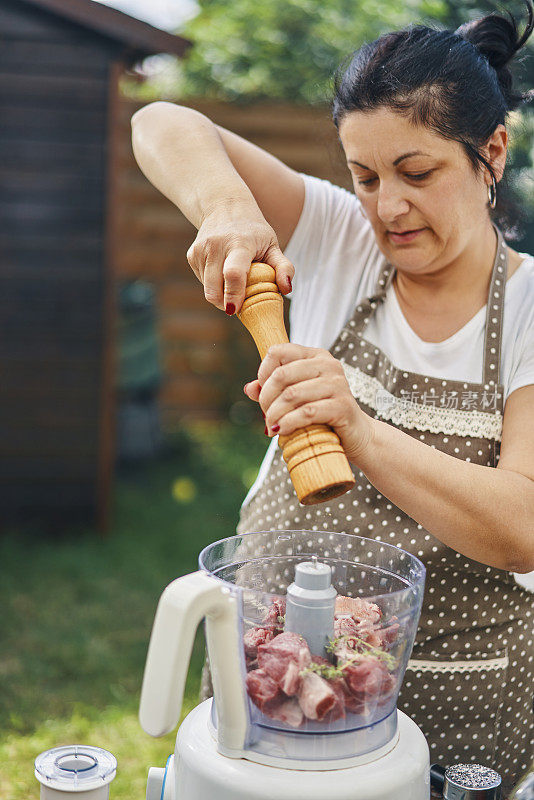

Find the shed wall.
xmin=0 ymin=0 xmax=116 ymax=525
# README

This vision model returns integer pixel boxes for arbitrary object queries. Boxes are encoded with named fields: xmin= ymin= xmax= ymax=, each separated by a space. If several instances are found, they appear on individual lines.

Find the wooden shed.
xmin=0 ymin=0 xmax=190 ymax=530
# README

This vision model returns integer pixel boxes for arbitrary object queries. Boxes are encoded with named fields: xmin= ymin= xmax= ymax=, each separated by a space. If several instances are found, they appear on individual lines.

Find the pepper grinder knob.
xmin=443 ymin=763 xmax=501 ymax=800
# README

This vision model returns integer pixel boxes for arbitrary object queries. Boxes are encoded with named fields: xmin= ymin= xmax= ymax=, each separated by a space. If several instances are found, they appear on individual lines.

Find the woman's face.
xmin=338 ymin=107 xmax=496 ymax=276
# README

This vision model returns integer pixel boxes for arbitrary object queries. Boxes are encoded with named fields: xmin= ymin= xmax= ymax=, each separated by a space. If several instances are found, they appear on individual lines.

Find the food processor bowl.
xmin=198 ymin=530 xmax=425 ymax=766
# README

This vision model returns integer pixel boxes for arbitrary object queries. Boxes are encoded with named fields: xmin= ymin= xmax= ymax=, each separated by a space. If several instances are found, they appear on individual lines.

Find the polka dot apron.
xmin=228 ymin=223 xmax=534 ymax=789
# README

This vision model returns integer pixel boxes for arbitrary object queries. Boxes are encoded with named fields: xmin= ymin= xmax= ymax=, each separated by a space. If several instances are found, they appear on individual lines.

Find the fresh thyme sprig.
xmin=300 ymin=660 xmax=345 ymax=680
xmin=326 ymin=635 xmax=397 ymax=671
xmin=299 ymin=636 xmax=397 ymax=681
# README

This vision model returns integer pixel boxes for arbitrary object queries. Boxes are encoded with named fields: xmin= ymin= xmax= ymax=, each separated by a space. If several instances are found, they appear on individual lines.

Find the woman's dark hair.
xmin=332 ymin=1 xmax=534 ymax=238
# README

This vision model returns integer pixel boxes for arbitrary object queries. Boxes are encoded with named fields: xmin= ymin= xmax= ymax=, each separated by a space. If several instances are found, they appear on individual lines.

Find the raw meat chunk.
xmin=298 ymin=671 xmax=337 ymax=721
xmin=333 ymin=616 xmax=381 ymax=648
xmin=335 ymin=595 xmax=381 ymax=624
xmin=378 ymin=620 xmax=400 ymax=648
xmin=310 ymin=656 xmax=346 ymax=721
xmin=264 ymin=696 xmax=304 ymax=728
xmin=341 ymin=656 xmax=396 ymax=714
xmin=334 ymin=609 xmax=400 ymax=653
xmin=262 ymin=598 xmax=286 ymax=629
xmin=244 ymin=626 xmax=275 ymax=661
xmin=257 ymin=632 xmax=311 ymax=695
xmin=280 ymin=660 xmax=301 ymax=696
xmin=246 ymin=668 xmax=282 ymax=711
xmin=333 ymin=616 xmax=361 ymax=638
xmin=342 ymin=655 xmax=388 ymax=695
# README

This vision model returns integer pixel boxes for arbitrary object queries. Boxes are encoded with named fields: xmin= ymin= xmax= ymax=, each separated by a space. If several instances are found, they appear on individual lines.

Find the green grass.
xmin=0 ymin=421 xmax=267 ymax=799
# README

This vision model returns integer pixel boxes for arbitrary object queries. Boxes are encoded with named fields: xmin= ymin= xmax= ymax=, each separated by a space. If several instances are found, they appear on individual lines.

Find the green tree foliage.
xmin=173 ymin=0 xmax=448 ymax=104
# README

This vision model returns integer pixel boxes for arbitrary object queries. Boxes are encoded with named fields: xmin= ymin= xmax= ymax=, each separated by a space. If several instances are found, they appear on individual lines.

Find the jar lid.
xmin=35 ymin=745 xmax=117 ymax=792
xmin=444 ymin=763 xmax=501 ymax=800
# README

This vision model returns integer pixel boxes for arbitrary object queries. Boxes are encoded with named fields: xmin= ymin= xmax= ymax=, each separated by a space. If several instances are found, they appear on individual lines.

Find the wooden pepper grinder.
xmin=237 ymin=262 xmax=355 ymax=505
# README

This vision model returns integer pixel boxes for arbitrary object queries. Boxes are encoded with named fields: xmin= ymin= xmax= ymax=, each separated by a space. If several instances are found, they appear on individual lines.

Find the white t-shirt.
xmin=242 ymin=172 xmax=534 ymax=588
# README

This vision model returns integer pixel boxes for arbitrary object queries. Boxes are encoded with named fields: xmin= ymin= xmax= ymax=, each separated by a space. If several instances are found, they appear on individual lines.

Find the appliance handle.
xmin=139 ymin=571 xmax=248 ymax=754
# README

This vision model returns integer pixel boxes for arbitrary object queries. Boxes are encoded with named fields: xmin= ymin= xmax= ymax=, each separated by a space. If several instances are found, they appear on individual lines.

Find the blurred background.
xmin=0 ymin=0 xmax=532 ymax=796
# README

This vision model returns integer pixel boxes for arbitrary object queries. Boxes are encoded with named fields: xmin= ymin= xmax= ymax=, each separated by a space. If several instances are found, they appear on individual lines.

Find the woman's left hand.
xmin=243 ymin=344 xmax=374 ymax=464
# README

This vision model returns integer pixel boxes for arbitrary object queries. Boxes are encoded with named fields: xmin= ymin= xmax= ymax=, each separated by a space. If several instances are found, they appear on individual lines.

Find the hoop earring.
xmin=488 ymin=175 xmax=497 ymax=210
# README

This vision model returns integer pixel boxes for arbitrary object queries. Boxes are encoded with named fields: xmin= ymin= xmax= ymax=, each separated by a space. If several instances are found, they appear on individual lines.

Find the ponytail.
xmin=455 ymin=0 xmax=534 ymax=111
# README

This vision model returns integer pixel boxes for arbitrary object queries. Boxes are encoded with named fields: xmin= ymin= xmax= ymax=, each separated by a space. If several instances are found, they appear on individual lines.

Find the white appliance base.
xmin=165 ymin=700 xmax=430 ymax=800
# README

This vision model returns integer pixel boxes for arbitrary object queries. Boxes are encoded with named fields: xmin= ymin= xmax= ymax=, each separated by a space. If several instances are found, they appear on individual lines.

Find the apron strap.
xmin=371 ymin=261 xmax=395 ymax=302
xmin=482 ymin=223 xmax=508 ymax=388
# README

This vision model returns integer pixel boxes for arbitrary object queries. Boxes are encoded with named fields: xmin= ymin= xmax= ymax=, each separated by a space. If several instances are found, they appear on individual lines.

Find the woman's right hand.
xmin=186 ymin=200 xmax=295 ymax=314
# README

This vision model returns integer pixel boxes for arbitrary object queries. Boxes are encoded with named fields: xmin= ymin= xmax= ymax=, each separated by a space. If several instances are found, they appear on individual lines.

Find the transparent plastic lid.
xmin=199 ymin=530 xmax=425 ymax=760
xmin=35 ymin=745 xmax=117 ymax=792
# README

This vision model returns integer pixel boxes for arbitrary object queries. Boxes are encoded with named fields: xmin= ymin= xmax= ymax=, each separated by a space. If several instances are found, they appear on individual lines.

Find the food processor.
xmin=139 ymin=530 xmax=430 ymax=799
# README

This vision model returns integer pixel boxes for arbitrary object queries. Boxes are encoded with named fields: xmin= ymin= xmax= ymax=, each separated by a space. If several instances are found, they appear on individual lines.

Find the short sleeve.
xmin=283 ymin=172 xmax=367 ymax=282
xmin=506 ymin=320 xmax=534 ymax=398
xmin=281 ymin=173 xmax=383 ymax=349
xmin=504 ymin=259 xmax=534 ymax=401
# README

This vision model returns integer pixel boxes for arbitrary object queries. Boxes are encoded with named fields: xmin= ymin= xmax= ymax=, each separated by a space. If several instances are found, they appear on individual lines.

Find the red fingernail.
xmin=264 ymin=425 xmax=269 ymax=435
xmin=225 ymin=302 xmax=235 ymax=315
xmin=271 ymin=424 xmax=280 ymax=433
xmin=286 ymin=276 xmax=292 ymax=291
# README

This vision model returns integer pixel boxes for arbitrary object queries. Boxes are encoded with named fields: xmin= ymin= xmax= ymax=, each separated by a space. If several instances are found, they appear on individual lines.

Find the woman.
xmin=131 ymin=5 xmax=534 ymax=788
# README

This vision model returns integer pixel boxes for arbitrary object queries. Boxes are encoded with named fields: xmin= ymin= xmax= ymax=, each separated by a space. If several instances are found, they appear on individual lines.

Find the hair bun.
xmin=455 ymin=0 xmax=533 ymax=71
